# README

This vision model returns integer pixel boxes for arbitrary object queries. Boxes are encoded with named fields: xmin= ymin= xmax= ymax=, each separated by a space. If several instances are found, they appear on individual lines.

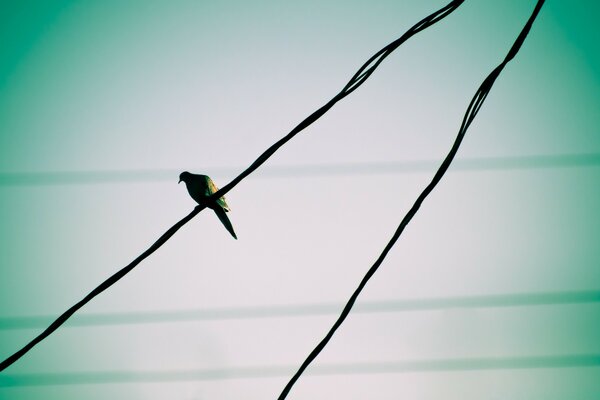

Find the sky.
xmin=0 ymin=0 xmax=599 ymax=399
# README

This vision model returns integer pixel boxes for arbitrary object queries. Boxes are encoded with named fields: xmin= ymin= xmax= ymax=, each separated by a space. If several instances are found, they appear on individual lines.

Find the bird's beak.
xmin=178 ymin=178 xmax=182 ymax=184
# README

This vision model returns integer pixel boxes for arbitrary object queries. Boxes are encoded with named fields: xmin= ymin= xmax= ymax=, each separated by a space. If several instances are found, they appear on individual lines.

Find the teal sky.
xmin=1 ymin=1 xmax=599 ymax=399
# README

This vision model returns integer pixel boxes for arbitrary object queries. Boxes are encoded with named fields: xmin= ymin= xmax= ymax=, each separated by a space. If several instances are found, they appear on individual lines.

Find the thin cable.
xmin=1 ymin=152 xmax=598 ymax=186
xmin=208 ymin=0 xmax=465 ymax=203
xmin=1 ymin=290 xmax=597 ymax=330
xmin=277 ymin=1 xmax=546 ymax=398
xmin=1 ymin=354 xmax=597 ymax=387
xmin=0 ymin=0 xmax=465 ymax=372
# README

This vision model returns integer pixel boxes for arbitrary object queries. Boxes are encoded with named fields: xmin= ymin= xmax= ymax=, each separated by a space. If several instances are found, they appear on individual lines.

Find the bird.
xmin=178 ymin=171 xmax=237 ymax=239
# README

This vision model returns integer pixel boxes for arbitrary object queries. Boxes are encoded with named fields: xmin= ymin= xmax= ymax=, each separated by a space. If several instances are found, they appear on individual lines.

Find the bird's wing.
xmin=206 ymin=176 xmax=231 ymax=211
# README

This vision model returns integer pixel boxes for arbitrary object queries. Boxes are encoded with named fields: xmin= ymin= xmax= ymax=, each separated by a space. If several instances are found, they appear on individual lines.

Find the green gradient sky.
xmin=1 ymin=1 xmax=599 ymax=399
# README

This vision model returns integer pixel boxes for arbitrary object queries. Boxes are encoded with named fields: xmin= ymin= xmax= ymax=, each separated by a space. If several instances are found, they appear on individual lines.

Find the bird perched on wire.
xmin=178 ymin=172 xmax=237 ymax=239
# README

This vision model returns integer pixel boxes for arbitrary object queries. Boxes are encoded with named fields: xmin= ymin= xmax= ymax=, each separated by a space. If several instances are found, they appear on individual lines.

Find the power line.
xmin=277 ymin=1 xmax=547 ymax=398
xmin=0 ymin=0 xmax=465 ymax=372
xmin=1 ymin=290 xmax=597 ymax=330
xmin=1 ymin=153 xmax=598 ymax=186
xmin=1 ymin=354 xmax=597 ymax=387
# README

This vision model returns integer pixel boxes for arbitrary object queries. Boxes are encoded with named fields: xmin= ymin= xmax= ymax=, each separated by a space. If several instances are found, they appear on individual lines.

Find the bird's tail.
xmin=213 ymin=207 xmax=237 ymax=239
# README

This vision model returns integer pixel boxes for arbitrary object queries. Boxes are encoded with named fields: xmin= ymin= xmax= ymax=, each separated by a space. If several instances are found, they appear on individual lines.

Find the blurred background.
xmin=0 ymin=0 xmax=598 ymax=398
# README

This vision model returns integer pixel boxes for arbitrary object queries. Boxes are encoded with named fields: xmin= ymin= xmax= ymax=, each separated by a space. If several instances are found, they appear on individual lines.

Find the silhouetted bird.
xmin=179 ymin=172 xmax=237 ymax=239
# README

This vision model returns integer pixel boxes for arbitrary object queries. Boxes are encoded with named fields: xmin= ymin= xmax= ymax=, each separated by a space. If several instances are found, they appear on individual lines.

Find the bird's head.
xmin=178 ymin=171 xmax=192 ymax=184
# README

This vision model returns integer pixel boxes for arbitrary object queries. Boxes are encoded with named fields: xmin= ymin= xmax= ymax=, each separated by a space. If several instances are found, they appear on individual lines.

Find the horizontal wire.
xmin=0 ymin=153 xmax=598 ymax=186
xmin=1 ymin=354 xmax=598 ymax=387
xmin=1 ymin=290 xmax=597 ymax=330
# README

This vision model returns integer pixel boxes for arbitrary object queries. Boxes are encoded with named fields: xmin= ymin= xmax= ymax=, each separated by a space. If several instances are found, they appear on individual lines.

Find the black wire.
xmin=277 ymin=1 xmax=546 ymax=399
xmin=0 ymin=0 xmax=466 ymax=372
xmin=207 ymin=0 xmax=465 ymax=203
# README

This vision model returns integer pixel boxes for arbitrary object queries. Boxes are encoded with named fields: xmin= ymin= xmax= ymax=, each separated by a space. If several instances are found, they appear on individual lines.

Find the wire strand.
xmin=1 ymin=354 xmax=597 ymax=387
xmin=276 ymin=1 xmax=546 ymax=398
xmin=1 ymin=153 xmax=598 ymax=186
xmin=0 ymin=0 xmax=466 ymax=373
xmin=2 ymin=290 xmax=596 ymax=330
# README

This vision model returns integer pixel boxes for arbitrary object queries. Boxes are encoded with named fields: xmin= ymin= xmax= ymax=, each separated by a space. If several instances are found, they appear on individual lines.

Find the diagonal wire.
xmin=276 ymin=1 xmax=546 ymax=399
xmin=0 ymin=0 xmax=465 ymax=372
xmin=209 ymin=0 xmax=465 ymax=202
